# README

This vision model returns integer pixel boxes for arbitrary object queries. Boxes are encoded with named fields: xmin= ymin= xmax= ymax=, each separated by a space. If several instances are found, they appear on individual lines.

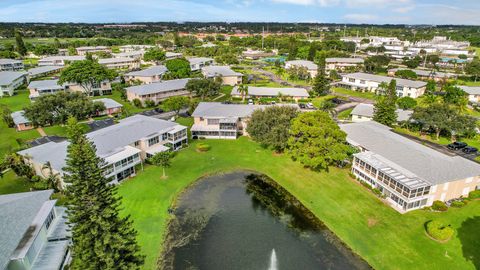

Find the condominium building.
xmin=285 ymin=60 xmax=318 ymax=78
xmin=0 ymin=71 xmax=27 ymax=97
xmin=241 ymin=49 xmax=275 ymax=60
xmin=126 ymin=78 xmax=190 ymax=105
xmin=339 ymin=72 xmax=427 ymax=98
xmin=94 ymin=98 xmax=123 ymax=115
xmin=18 ymin=115 xmax=188 ymax=186
xmin=231 ymin=86 xmax=309 ymax=101
xmin=350 ymin=103 xmax=413 ymax=123
xmin=76 ymin=46 xmax=111 ymax=56
xmin=191 ymin=102 xmax=267 ymax=139
xmin=0 ymin=58 xmax=24 ymax=71
xmin=98 ymin=57 xmax=140 ymax=70
xmin=28 ymin=79 xmax=65 ymax=99
xmin=201 ymin=66 xmax=243 ymax=86
xmin=458 ymin=86 xmax=480 ymax=104
xmin=188 ymin=57 xmax=214 ymax=71
xmin=38 ymin=56 xmax=86 ymax=66
xmin=340 ymin=121 xmax=480 ymax=213
xmin=11 ymin=110 xmax=33 ymax=131
xmin=165 ymin=52 xmax=183 ymax=60
xmin=387 ymin=68 xmax=457 ymax=82
xmin=27 ymin=65 xmax=63 ymax=79
xmin=119 ymin=45 xmax=155 ymax=53
xmin=124 ymin=65 xmax=168 ymax=84
xmin=0 ymin=190 xmax=70 ymax=270
xmin=325 ymin=58 xmax=364 ymax=72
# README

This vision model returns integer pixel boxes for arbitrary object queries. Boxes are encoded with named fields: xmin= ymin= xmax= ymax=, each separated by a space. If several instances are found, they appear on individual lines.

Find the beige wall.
xmin=222 ymin=76 xmax=242 ymax=86
xmin=125 ymin=75 xmax=161 ymax=84
xmin=127 ymin=89 xmax=190 ymax=105
xmin=16 ymin=123 xmax=34 ymax=131
xmin=428 ymin=176 xmax=480 ymax=205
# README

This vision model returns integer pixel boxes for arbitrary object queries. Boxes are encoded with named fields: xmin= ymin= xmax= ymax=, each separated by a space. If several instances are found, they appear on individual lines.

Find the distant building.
xmin=231 ymin=86 xmax=309 ymax=101
xmin=201 ymin=66 xmax=243 ymax=86
xmin=387 ymin=68 xmax=457 ymax=82
xmin=339 ymin=72 xmax=426 ymax=98
xmin=188 ymin=57 xmax=214 ymax=71
xmin=458 ymin=86 xmax=480 ymax=104
xmin=11 ymin=110 xmax=33 ymax=131
xmin=285 ymin=60 xmax=318 ymax=78
xmin=119 ymin=45 xmax=155 ymax=53
xmin=0 ymin=71 xmax=27 ymax=97
xmin=98 ymin=57 xmax=140 ymax=70
xmin=19 ymin=115 xmax=188 ymax=186
xmin=76 ymin=46 xmax=111 ymax=56
xmin=124 ymin=65 xmax=168 ymax=84
xmin=165 ymin=52 xmax=183 ymax=60
xmin=0 ymin=190 xmax=70 ymax=270
xmin=126 ymin=78 xmax=190 ymax=105
xmin=325 ymin=58 xmax=364 ymax=72
xmin=28 ymin=79 xmax=112 ymax=99
xmin=0 ymin=58 xmax=24 ymax=71
xmin=38 ymin=56 xmax=86 ymax=66
xmin=191 ymin=102 xmax=266 ymax=139
xmin=113 ymin=51 xmax=145 ymax=60
xmin=241 ymin=49 xmax=275 ymax=60
xmin=341 ymin=121 xmax=480 ymax=213
xmin=27 ymin=65 xmax=63 ymax=79
xmin=94 ymin=98 xmax=123 ymax=115
xmin=350 ymin=103 xmax=412 ymax=123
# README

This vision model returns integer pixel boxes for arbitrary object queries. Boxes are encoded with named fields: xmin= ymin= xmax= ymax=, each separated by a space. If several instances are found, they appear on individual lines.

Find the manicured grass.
xmin=337 ymin=108 xmax=353 ymax=120
xmin=332 ymin=87 xmax=377 ymax=100
xmin=0 ymin=121 xmax=40 ymax=157
xmin=395 ymin=127 xmax=480 ymax=150
xmin=0 ymin=89 xmax=31 ymax=111
xmin=118 ymin=138 xmax=480 ymax=270
xmin=92 ymin=90 xmax=149 ymax=115
xmin=0 ymin=170 xmax=35 ymax=195
xmin=311 ymin=94 xmax=336 ymax=108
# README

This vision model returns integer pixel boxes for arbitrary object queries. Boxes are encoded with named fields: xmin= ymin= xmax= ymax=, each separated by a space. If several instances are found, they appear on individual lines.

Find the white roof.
xmin=0 ymin=71 xmax=26 ymax=85
xmin=458 ymin=85 xmax=480 ymax=95
xmin=192 ymin=102 xmax=266 ymax=118
xmin=285 ymin=60 xmax=317 ymax=70
xmin=201 ymin=66 xmax=242 ymax=77
xmin=126 ymin=78 xmax=190 ymax=95
xmin=98 ymin=57 xmax=136 ymax=64
xmin=232 ymin=86 xmax=309 ymax=98
xmin=326 ymin=58 xmax=364 ymax=64
xmin=0 ymin=58 xmax=22 ymax=65
xmin=27 ymin=66 xmax=63 ymax=76
xmin=28 ymin=79 xmax=64 ymax=90
xmin=188 ymin=57 xmax=214 ymax=65
xmin=125 ymin=65 xmax=167 ymax=77
xmin=11 ymin=110 xmax=30 ymax=125
xmin=351 ymin=103 xmax=413 ymax=122
xmin=343 ymin=72 xmax=427 ymax=89
xmin=94 ymin=98 xmax=123 ymax=109
xmin=145 ymin=144 xmax=170 ymax=156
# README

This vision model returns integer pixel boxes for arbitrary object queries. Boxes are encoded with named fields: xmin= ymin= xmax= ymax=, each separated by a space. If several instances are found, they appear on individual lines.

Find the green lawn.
xmin=332 ymin=87 xmax=378 ymax=100
xmin=92 ymin=90 xmax=149 ymax=115
xmin=118 ymin=138 xmax=480 ymax=270
xmin=0 ymin=121 xmax=40 ymax=157
xmin=395 ymin=127 xmax=480 ymax=150
xmin=0 ymin=90 xmax=31 ymax=111
xmin=337 ymin=108 xmax=353 ymax=120
xmin=0 ymin=170 xmax=35 ymax=195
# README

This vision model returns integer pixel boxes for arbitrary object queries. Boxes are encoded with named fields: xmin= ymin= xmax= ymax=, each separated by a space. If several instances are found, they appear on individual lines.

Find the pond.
xmin=160 ymin=171 xmax=370 ymax=270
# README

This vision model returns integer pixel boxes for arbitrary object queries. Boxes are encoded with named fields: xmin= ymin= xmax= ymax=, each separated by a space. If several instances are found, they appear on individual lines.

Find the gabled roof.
xmin=340 ymin=121 xmax=480 ymax=185
xmin=38 ymin=56 xmax=85 ymax=62
xmin=285 ymin=60 xmax=318 ymax=70
xmin=192 ymin=102 xmax=267 ymax=118
xmin=126 ymin=78 xmax=190 ymax=95
xmin=232 ymin=86 xmax=309 ymax=98
xmin=342 ymin=72 xmax=427 ymax=88
xmin=94 ymin=98 xmax=123 ymax=109
xmin=11 ymin=110 xmax=30 ymax=125
xmin=125 ymin=65 xmax=167 ymax=77
xmin=0 ymin=190 xmax=53 ymax=270
xmin=351 ymin=103 xmax=412 ymax=122
xmin=28 ymin=79 xmax=64 ymax=90
xmin=98 ymin=57 xmax=136 ymax=64
xmin=188 ymin=57 xmax=214 ymax=65
xmin=0 ymin=58 xmax=22 ymax=65
xmin=0 ymin=71 xmax=27 ymax=85
xmin=27 ymin=66 xmax=63 ymax=77
xmin=458 ymin=85 xmax=480 ymax=95
xmin=388 ymin=68 xmax=455 ymax=78
xmin=201 ymin=66 xmax=242 ymax=77
xmin=326 ymin=58 xmax=364 ymax=64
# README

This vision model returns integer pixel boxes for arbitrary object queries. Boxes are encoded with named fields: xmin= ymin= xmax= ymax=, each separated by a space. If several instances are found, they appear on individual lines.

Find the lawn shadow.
xmin=457 ymin=216 xmax=480 ymax=269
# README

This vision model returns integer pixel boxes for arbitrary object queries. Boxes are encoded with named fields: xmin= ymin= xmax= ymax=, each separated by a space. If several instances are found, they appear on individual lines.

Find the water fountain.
xmin=268 ymin=249 xmax=278 ymax=270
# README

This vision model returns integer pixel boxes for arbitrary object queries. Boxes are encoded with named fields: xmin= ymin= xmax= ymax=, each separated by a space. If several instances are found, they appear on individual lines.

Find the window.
xmin=148 ymin=136 xmax=159 ymax=146
xmin=207 ymin=119 xmax=220 ymax=125
xmin=349 ymin=78 xmax=355 ymax=83
xmin=360 ymin=80 xmax=366 ymax=84
xmin=45 ymin=210 xmax=55 ymax=229
xmin=134 ymin=140 xmax=140 ymax=147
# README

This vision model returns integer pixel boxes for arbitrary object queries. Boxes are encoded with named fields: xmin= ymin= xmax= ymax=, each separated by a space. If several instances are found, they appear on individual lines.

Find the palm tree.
xmin=149 ymin=151 xmax=174 ymax=179
xmin=238 ymin=84 xmax=249 ymax=102
xmin=41 ymin=161 xmax=61 ymax=192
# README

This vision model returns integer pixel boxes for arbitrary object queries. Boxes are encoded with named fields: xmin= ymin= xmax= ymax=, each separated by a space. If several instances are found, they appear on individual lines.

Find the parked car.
xmin=299 ymin=103 xmax=306 ymax=109
xmin=447 ymin=141 xmax=468 ymax=150
xmin=248 ymin=99 xmax=254 ymax=105
xmin=462 ymin=146 xmax=478 ymax=154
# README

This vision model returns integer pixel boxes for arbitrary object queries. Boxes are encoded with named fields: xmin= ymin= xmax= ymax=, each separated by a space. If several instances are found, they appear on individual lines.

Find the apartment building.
xmin=76 ymin=46 xmax=111 ymax=56
xmin=325 ymin=58 xmax=364 ymax=72
xmin=27 ymin=65 xmax=63 ymax=79
xmin=38 ymin=56 xmax=86 ymax=66
xmin=339 ymin=72 xmax=427 ymax=98
xmin=1 ymin=190 xmax=70 ymax=270
xmin=458 ymin=86 xmax=480 ymax=104
xmin=119 ymin=45 xmax=155 ymax=53
xmin=98 ymin=57 xmax=140 ymax=70
xmin=113 ymin=51 xmax=145 ymax=60
xmin=28 ymin=79 xmax=65 ymax=99
xmin=285 ymin=60 xmax=318 ymax=78
xmin=340 ymin=121 xmax=480 ymax=213
xmin=231 ymin=86 xmax=309 ymax=101
xmin=165 ymin=52 xmax=183 ymax=60
xmin=350 ymin=103 xmax=412 ymax=123
xmin=94 ymin=98 xmax=123 ymax=115
xmin=11 ymin=110 xmax=33 ymax=131
xmin=188 ymin=57 xmax=214 ymax=71
xmin=0 ymin=58 xmax=24 ymax=71
xmin=191 ymin=102 xmax=267 ymax=139
xmin=201 ymin=66 xmax=243 ymax=86
xmin=124 ymin=65 xmax=168 ymax=84
xmin=18 ymin=115 xmax=188 ymax=186
xmin=387 ymin=68 xmax=456 ymax=82
xmin=0 ymin=71 xmax=27 ymax=97
xmin=241 ymin=49 xmax=276 ymax=60
xmin=126 ymin=78 xmax=190 ymax=105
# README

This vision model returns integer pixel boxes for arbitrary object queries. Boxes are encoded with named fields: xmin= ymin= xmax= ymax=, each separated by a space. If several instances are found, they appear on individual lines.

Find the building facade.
xmin=126 ymin=78 xmax=190 ymax=105
xmin=124 ymin=65 xmax=168 ymax=84
xmin=201 ymin=66 xmax=243 ymax=86
xmin=0 ymin=59 xmax=24 ymax=71
xmin=285 ymin=60 xmax=318 ymax=78
xmin=325 ymin=58 xmax=364 ymax=72
xmin=231 ymin=86 xmax=309 ymax=101
xmin=0 ymin=71 xmax=27 ymax=97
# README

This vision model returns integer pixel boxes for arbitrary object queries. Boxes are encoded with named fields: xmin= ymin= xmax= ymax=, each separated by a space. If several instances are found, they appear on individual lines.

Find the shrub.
xmin=196 ymin=143 xmax=211 ymax=152
xmin=431 ymin=200 xmax=448 ymax=211
xmin=468 ymin=190 xmax=480 ymax=199
xmin=132 ymin=98 xmax=143 ymax=108
xmin=144 ymin=99 xmax=156 ymax=108
xmin=425 ymin=220 xmax=454 ymax=241
xmin=450 ymin=201 xmax=466 ymax=208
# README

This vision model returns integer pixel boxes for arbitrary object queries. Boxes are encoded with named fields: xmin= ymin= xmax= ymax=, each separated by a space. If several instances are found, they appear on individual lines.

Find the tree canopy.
xmin=185 ymin=78 xmax=220 ymax=100
xmin=143 ymin=48 xmax=166 ymax=63
xmin=165 ymin=58 xmax=191 ymax=78
xmin=396 ymin=96 xmax=417 ymax=110
xmin=246 ymin=106 xmax=298 ymax=152
xmin=59 ymin=60 xmax=117 ymax=96
xmin=162 ymin=96 xmax=189 ymax=116
xmin=287 ymin=111 xmax=352 ymax=171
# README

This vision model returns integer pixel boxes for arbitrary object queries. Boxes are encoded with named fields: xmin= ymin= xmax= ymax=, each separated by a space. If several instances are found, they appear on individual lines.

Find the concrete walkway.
xmin=36 ymin=127 xmax=46 ymax=137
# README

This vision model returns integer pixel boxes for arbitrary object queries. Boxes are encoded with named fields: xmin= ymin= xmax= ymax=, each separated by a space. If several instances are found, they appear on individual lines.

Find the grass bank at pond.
xmin=118 ymin=138 xmax=480 ymax=270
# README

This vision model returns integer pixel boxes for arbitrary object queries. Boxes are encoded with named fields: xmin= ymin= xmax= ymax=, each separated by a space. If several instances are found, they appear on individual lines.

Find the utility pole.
xmin=262 ymin=26 xmax=264 ymax=50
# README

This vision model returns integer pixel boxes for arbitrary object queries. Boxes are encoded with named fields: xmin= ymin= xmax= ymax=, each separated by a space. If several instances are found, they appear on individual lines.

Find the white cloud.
xmin=270 ymin=0 xmax=339 ymax=6
xmin=343 ymin=13 xmax=377 ymax=22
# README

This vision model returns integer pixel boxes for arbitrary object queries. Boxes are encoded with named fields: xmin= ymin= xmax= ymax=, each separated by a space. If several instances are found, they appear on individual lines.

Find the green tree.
xmin=165 ymin=58 xmax=191 ymax=78
xmin=394 ymin=69 xmax=418 ymax=80
xmin=237 ymin=84 xmax=248 ymax=102
xmin=34 ymin=44 xmax=59 ymax=56
xmin=15 ymin=31 xmax=27 ymax=56
xmin=466 ymin=59 xmax=480 ymax=82
xmin=443 ymin=85 xmax=468 ymax=109
xmin=143 ymin=48 xmax=166 ymax=63
xmin=246 ymin=106 xmax=298 ymax=152
xmin=64 ymin=118 xmax=144 ymax=269
xmin=162 ymin=96 xmax=189 ymax=116
xmin=396 ymin=96 xmax=417 ymax=109
xmin=185 ymin=78 xmax=220 ymax=100
xmin=311 ymin=68 xmax=330 ymax=96
xmin=149 ymin=151 xmax=174 ymax=178
xmin=1 ymin=105 xmax=14 ymax=128
xmin=3 ymin=153 xmax=34 ymax=179
xmin=59 ymin=60 xmax=117 ymax=96
xmin=373 ymin=97 xmax=397 ymax=127
xmin=287 ymin=111 xmax=351 ymax=171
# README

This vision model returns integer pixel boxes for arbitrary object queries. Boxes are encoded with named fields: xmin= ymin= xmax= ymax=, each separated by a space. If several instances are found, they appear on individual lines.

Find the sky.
xmin=0 ymin=0 xmax=479 ymax=25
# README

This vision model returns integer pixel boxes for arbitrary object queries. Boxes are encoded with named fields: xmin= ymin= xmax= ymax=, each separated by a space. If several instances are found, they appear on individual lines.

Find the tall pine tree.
xmin=373 ymin=79 xmax=398 ymax=126
xmin=15 ymin=31 xmax=27 ymax=56
xmin=64 ymin=117 xmax=144 ymax=270
xmin=312 ymin=57 xmax=330 ymax=96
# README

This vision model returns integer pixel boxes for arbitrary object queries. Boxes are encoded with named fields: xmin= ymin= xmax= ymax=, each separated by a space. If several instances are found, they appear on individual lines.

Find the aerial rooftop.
xmin=126 ymin=78 xmax=190 ymax=95
xmin=125 ymin=65 xmax=168 ymax=77
xmin=343 ymin=72 xmax=427 ymax=88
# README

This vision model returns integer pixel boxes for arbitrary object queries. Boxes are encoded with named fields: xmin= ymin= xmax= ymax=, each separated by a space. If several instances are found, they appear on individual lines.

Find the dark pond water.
xmin=162 ymin=171 xmax=370 ymax=270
